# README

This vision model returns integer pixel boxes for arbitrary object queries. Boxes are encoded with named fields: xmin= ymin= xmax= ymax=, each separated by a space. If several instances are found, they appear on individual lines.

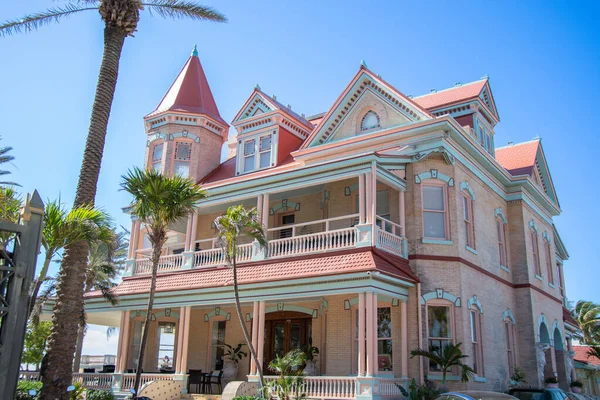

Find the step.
xmin=181 ymin=394 xmax=222 ymax=400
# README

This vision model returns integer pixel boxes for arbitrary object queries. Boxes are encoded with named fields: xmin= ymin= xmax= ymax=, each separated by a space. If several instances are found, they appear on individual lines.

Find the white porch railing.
xmin=379 ymin=377 xmax=410 ymax=397
xmin=72 ymin=373 xmax=113 ymax=390
xmin=133 ymin=253 xmax=184 ymax=275
xmin=264 ymin=375 xmax=356 ymax=399
xmin=375 ymin=217 xmax=407 ymax=258
xmin=121 ymin=373 xmax=175 ymax=390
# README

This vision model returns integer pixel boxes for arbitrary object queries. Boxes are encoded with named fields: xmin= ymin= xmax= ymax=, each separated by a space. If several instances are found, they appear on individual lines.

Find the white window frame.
xmin=238 ymin=130 xmax=276 ymax=174
xmin=422 ymin=182 xmax=449 ymax=240
xmin=470 ymin=306 xmax=484 ymax=377
xmin=151 ymin=142 xmax=164 ymax=172
xmin=173 ymin=140 xmax=192 ymax=178
xmin=426 ymin=300 xmax=455 ymax=374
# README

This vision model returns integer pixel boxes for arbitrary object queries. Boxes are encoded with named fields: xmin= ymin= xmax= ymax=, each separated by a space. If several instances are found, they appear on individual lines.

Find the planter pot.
xmin=303 ymin=360 xmax=317 ymax=376
xmin=546 ymin=383 xmax=559 ymax=389
xmin=571 ymin=386 xmax=582 ymax=393
xmin=223 ymin=360 xmax=239 ymax=379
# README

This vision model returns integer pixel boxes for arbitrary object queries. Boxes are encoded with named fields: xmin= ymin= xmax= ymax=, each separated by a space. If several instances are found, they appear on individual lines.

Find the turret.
xmin=143 ymin=46 xmax=229 ymax=181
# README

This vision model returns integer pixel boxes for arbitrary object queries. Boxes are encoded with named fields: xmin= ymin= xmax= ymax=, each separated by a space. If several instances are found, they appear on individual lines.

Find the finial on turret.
xmin=360 ymin=60 xmax=368 ymax=69
xmin=192 ymin=44 xmax=198 ymax=57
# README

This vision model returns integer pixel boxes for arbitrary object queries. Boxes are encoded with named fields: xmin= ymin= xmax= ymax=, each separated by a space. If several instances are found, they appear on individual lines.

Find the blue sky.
xmin=1 ymin=1 xmax=598 ymax=354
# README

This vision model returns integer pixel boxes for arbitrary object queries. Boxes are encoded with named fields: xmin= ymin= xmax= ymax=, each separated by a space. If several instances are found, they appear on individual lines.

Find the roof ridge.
xmin=413 ymin=78 xmax=488 ymax=99
xmin=495 ymin=138 xmax=540 ymax=150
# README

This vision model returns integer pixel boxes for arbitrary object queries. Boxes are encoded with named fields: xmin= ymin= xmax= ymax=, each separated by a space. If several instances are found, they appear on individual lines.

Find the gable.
xmin=303 ymin=68 xmax=432 ymax=148
xmin=234 ymin=92 xmax=276 ymax=122
xmin=479 ymin=81 xmax=499 ymax=121
xmin=534 ymin=143 xmax=559 ymax=206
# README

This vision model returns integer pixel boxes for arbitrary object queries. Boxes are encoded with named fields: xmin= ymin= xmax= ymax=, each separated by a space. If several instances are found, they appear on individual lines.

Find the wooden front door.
xmin=264 ymin=311 xmax=311 ymax=369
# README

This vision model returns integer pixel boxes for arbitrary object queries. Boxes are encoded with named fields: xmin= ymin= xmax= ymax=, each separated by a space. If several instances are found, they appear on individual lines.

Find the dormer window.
xmin=360 ymin=111 xmax=380 ymax=131
xmin=151 ymin=143 xmax=163 ymax=172
xmin=241 ymin=133 xmax=273 ymax=174
xmin=174 ymin=141 xmax=191 ymax=178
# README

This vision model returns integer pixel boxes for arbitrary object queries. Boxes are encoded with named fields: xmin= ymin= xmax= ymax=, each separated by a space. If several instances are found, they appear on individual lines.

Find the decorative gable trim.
xmin=413 ymin=147 xmax=456 ymax=165
xmin=146 ymin=130 xmax=201 ymax=147
xmin=414 ymin=169 xmax=455 ymax=186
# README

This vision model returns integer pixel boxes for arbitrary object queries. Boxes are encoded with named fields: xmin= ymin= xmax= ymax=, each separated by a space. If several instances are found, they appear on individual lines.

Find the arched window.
xmin=530 ymin=221 xmax=542 ymax=278
xmin=423 ymin=183 xmax=448 ymax=239
xmin=360 ymin=111 xmax=380 ymax=131
xmin=173 ymin=141 xmax=192 ymax=178
xmin=426 ymin=300 xmax=454 ymax=372
xmin=470 ymin=305 xmax=484 ymax=376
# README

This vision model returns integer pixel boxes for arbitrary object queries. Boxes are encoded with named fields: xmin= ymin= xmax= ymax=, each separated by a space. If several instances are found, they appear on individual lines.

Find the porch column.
xmin=370 ymin=163 xmax=377 ymax=246
xmin=359 ymin=174 xmax=365 ymax=224
xmin=180 ymin=306 xmax=192 ymax=373
xmin=366 ymin=292 xmax=375 ymax=376
xmin=366 ymin=173 xmax=373 ymax=224
xmin=116 ymin=311 xmax=131 ymax=373
xmin=257 ymin=301 xmax=266 ymax=372
xmin=358 ymin=293 xmax=366 ymax=376
xmin=190 ymin=210 xmax=199 ymax=252
xmin=175 ymin=307 xmax=186 ymax=373
xmin=567 ymin=337 xmax=577 ymax=382
xmin=262 ymin=194 xmax=270 ymax=230
xmin=400 ymin=301 xmax=409 ymax=378
xmin=372 ymin=294 xmax=379 ymax=376
xmin=128 ymin=220 xmax=141 ymax=259
xmin=399 ymin=190 xmax=405 ymax=237
xmin=184 ymin=214 xmax=193 ymax=252
xmin=250 ymin=301 xmax=260 ymax=375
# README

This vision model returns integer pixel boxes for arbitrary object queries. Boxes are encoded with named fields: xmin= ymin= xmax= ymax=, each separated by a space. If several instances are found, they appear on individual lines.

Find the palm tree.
xmin=587 ymin=346 xmax=600 ymax=361
xmin=214 ymin=206 xmax=267 ymax=389
xmin=410 ymin=343 xmax=475 ymax=385
xmin=73 ymin=231 xmax=128 ymax=371
xmin=2 ymin=4 xmax=226 ymax=397
xmin=267 ymin=349 xmax=307 ymax=400
xmin=0 ymin=187 xmax=22 ymax=247
xmin=573 ymin=300 xmax=600 ymax=344
xmin=121 ymin=167 xmax=207 ymax=398
xmin=28 ymin=200 xmax=114 ymax=317
xmin=0 ymin=138 xmax=18 ymax=186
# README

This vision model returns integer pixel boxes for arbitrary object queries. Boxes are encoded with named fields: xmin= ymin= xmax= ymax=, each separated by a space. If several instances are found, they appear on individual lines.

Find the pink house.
xmin=81 ymin=49 xmax=575 ymax=398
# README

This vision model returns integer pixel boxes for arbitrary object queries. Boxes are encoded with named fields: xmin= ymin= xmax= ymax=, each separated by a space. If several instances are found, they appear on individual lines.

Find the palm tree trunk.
xmin=40 ymin=25 xmax=126 ymax=400
xmin=231 ymin=253 xmax=266 ymax=390
xmin=28 ymin=255 xmax=52 ymax=317
xmin=73 ymin=324 xmax=86 ymax=372
xmin=133 ymin=238 xmax=162 ymax=398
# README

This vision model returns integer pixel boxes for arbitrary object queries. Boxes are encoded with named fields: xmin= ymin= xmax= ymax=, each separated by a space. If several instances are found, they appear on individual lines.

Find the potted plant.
xmin=221 ymin=343 xmax=248 ymax=379
xmin=302 ymin=337 xmax=319 ymax=376
xmin=570 ymin=380 xmax=583 ymax=394
xmin=544 ymin=376 xmax=559 ymax=388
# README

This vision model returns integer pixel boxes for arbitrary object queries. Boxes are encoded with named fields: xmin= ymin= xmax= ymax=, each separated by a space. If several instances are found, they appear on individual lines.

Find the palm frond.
xmin=30 ymin=278 xmax=57 ymax=327
xmin=214 ymin=205 xmax=266 ymax=264
xmin=0 ymin=3 xmax=98 ymax=36
xmin=142 ymin=0 xmax=227 ymax=22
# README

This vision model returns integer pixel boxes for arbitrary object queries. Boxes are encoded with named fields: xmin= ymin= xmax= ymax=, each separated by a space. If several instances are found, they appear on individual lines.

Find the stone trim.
xmin=467 ymin=295 xmax=483 ymax=313
xmin=414 ymin=169 xmax=455 ymax=186
xmin=204 ymin=307 xmax=231 ymax=322
xmin=421 ymin=289 xmax=461 ymax=307
xmin=494 ymin=208 xmax=508 ymax=223
xmin=503 ymin=308 xmax=516 ymax=324
xmin=460 ymin=181 xmax=476 ymax=200
xmin=131 ymin=309 xmax=179 ymax=320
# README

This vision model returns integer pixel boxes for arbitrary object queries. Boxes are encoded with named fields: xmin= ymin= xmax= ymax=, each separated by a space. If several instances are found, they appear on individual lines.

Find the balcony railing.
xmin=264 ymin=375 xmax=356 ymax=399
xmin=128 ymin=214 xmax=407 ymax=276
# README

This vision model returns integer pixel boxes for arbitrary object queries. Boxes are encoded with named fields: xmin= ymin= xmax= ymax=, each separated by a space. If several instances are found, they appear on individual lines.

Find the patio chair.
xmin=209 ymin=370 xmax=224 ymax=394
xmin=201 ymin=370 xmax=214 ymax=393
xmin=187 ymin=369 xmax=203 ymax=394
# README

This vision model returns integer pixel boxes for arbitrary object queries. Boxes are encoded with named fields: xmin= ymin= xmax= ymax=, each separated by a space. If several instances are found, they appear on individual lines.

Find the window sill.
xmin=466 ymin=246 xmax=477 ymax=255
xmin=426 ymin=374 xmax=461 ymax=381
xmin=535 ymin=274 xmax=543 ymax=281
xmin=549 ymin=283 xmax=556 ymax=288
xmin=500 ymin=265 xmax=511 ymax=273
xmin=474 ymin=376 xmax=487 ymax=383
xmin=422 ymin=238 xmax=453 ymax=245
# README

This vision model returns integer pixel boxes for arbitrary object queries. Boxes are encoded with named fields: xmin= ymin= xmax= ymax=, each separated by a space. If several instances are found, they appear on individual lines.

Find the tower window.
xmin=152 ymin=143 xmax=163 ymax=172
xmin=174 ymin=141 xmax=191 ymax=178
xmin=241 ymin=133 xmax=274 ymax=174
xmin=360 ymin=111 xmax=380 ymax=131
xmin=259 ymin=134 xmax=272 ymax=169
xmin=243 ymin=139 xmax=256 ymax=173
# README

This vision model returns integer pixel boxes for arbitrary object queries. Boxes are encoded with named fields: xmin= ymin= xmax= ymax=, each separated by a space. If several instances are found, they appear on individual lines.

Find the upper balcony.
xmin=125 ymin=174 xmax=407 ymax=277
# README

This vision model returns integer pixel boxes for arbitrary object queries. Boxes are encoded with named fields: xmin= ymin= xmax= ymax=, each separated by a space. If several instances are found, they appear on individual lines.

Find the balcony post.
xmin=372 ymin=294 xmax=379 ymax=376
xmin=399 ymin=190 xmax=408 ymax=256
xmin=125 ymin=220 xmax=140 ymax=276
xmin=359 ymin=174 xmax=365 ymax=224
xmin=184 ymin=214 xmax=193 ymax=252
xmin=400 ymin=301 xmax=409 ymax=378
xmin=190 ymin=210 xmax=199 ymax=251
xmin=370 ymin=163 xmax=377 ymax=246
xmin=250 ymin=301 xmax=260 ymax=375
xmin=358 ymin=292 xmax=366 ymax=376
xmin=262 ymin=193 xmax=270 ymax=229
xmin=116 ymin=311 xmax=131 ymax=373
xmin=183 ymin=212 xmax=197 ymax=269
xmin=174 ymin=306 xmax=191 ymax=394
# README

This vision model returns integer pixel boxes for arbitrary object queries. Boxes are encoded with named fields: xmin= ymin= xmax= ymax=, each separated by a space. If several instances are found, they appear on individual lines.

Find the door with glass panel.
xmin=263 ymin=312 xmax=311 ymax=370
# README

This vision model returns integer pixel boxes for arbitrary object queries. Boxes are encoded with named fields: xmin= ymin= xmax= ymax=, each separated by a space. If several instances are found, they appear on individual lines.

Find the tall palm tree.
xmin=121 ymin=167 xmax=207 ymax=398
xmin=0 ymin=187 xmax=22 ymax=247
xmin=0 ymin=137 xmax=18 ymax=186
xmin=214 ymin=206 xmax=267 ymax=389
xmin=410 ymin=342 xmax=475 ymax=385
xmin=1 ymin=4 xmax=226 ymax=398
xmin=73 ymin=230 xmax=128 ymax=372
xmin=573 ymin=300 xmax=600 ymax=345
xmin=29 ymin=200 xmax=114 ymax=317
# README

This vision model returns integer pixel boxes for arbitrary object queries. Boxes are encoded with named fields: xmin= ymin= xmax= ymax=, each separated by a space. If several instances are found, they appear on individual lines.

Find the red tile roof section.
xmin=147 ymin=53 xmax=226 ymax=126
xmin=573 ymin=346 xmax=600 ymax=366
xmin=495 ymin=140 xmax=540 ymax=176
xmin=88 ymin=248 xmax=418 ymax=299
xmin=413 ymin=80 xmax=487 ymax=110
xmin=198 ymin=154 xmax=297 ymax=185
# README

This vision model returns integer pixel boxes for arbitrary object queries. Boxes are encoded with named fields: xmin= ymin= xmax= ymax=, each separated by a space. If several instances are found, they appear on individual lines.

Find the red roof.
xmin=495 ymin=140 xmax=540 ymax=176
xmin=88 ymin=248 xmax=418 ymax=299
xmin=198 ymin=154 xmax=298 ymax=185
xmin=413 ymin=79 xmax=488 ymax=110
xmin=146 ymin=50 xmax=226 ymax=126
xmin=573 ymin=346 xmax=600 ymax=366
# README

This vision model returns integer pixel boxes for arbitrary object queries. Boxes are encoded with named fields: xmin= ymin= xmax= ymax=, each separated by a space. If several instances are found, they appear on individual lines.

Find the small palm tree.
xmin=0 ymin=187 xmax=22 ymax=247
xmin=214 ymin=206 xmax=267 ymax=389
xmin=121 ymin=167 xmax=207 ymax=398
xmin=28 ymin=200 xmax=114 ymax=317
xmin=411 ymin=343 xmax=475 ymax=385
xmin=573 ymin=300 xmax=600 ymax=344
xmin=0 ymin=137 xmax=18 ymax=186
xmin=267 ymin=349 xmax=307 ymax=400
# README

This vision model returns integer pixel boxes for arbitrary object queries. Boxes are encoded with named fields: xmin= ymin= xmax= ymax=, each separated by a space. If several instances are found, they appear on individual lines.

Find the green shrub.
xmin=16 ymin=380 xmax=42 ymax=400
xmin=86 ymin=389 xmax=115 ymax=400
xmin=232 ymin=396 xmax=262 ymax=400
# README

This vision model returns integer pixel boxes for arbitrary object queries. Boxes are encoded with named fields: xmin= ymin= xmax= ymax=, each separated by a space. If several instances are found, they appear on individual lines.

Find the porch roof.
xmin=87 ymin=248 xmax=418 ymax=299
